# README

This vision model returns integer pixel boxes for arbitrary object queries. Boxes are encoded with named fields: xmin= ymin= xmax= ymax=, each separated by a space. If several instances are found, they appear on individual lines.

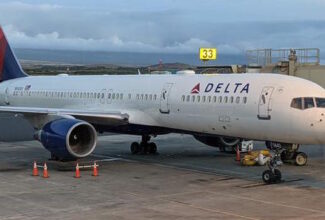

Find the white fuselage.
xmin=0 ymin=73 xmax=324 ymax=144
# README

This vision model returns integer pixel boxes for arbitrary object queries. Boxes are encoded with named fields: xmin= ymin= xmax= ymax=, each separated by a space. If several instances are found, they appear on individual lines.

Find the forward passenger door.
xmin=159 ymin=83 xmax=173 ymax=114
xmin=258 ymin=86 xmax=274 ymax=120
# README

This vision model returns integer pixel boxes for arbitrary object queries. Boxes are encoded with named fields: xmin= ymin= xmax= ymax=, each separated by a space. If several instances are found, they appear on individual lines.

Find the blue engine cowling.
xmin=36 ymin=118 xmax=97 ymax=160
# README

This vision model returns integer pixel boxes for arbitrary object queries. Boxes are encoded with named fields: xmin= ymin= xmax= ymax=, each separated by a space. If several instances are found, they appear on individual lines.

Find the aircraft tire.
xmin=148 ymin=142 xmax=157 ymax=154
xmin=295 ymin=152 xmax=307 ymax=166
xmin=262 ymin=170 xmax=275 ymax=184
xmin=274 ymin=169 xmax=282 ymax=183
xmin=131 ymin=142 xmax=140 ymax=154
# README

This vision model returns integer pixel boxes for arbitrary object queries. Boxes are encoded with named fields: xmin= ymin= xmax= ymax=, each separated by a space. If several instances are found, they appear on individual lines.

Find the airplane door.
xmin=258 ymin=86 xmax=274 ymax=120
xmin=100 ymin=89 xmax=106 ymax=104
xmin=4 ymin=88 xmax=9 ymax=105
xmin=107 ymin=89 xmax=113 ymax=104
xmin=159 ymin=83 xmax=173 ymax=114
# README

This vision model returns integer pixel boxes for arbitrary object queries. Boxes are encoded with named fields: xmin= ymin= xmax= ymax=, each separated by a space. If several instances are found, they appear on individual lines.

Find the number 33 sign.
xmin=199 ymin=48 xmax=217 ymax=61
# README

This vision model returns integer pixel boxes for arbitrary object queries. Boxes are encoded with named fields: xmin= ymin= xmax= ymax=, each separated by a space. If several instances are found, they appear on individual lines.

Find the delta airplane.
xmin=0 ymin=27 xmax=325 ymax=182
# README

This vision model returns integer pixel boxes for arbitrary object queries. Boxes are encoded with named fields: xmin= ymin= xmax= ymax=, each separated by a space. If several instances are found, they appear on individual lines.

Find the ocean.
xmin=14 ymin=48 xmax=247 ymax=66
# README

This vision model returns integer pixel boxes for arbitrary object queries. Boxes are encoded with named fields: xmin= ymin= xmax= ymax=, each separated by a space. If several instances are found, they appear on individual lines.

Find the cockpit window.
xmin=316 ymin=98 xmax=325 ymax=108
xmin=291 ymin=98 xmax=303 ymax=109
xmin=304 ymin=97 xmax=315 ymax=109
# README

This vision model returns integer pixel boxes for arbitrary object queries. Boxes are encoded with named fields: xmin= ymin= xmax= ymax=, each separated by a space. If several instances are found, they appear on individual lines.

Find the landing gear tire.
xmin=130 ymin=142 xmax=140 ymax=154
xmin=148 ymin=142 xmax=157 ymax=154
xmin=274 ymin=169 xmax=282 ymax=183
xmin=262 ymin=170 xmax=275 ymax=184
xmin=130 ymin=135 xmax=158 ymax=155
xmin=295 ymin=152 xmax=307 ymax=166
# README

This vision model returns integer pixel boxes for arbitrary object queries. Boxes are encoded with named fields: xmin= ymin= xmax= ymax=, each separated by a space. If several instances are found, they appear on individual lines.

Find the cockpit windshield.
xmin=291 ymin=97 xmax=325 ymax=110
xmin=304 ymin=97 xmax=314 ymax=109
xmin=291 ymin=98 xmax=302 ymax=109
xmin=316 ymin=98 xmax=325 ymax=108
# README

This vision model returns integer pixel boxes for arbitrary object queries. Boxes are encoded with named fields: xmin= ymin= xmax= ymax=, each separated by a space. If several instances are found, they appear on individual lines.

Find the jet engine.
xmin=193 ymin=135 xmax=240 ymax=151
xmin=35 ymin=118 xmax=97 ymax=160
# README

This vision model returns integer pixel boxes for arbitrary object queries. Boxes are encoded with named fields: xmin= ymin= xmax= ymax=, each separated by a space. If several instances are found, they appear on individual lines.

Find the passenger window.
xmin=208 ymin=96 xmax=211 ymax=103
xmin=192 ymin=95 xmax=195 ymax=102
xmin=145 ymin=94 xmax=148 ymax=100
xmin=149 ymin=94 xmax=152 ymax=100
xmin=154 ymin=94 xmax=157 ymax=100
xmin=128 ymin=94 xmax=132 ymax=99
xmin=236 ymin=96 xmax=240 ymax=104
xmin=181 ymin=95 xmax=185 ymax=102
xmin=202 ymin=96 xmax=206 ymax=102
xmin=230 ymin=96 xmax=234 ymax=103
xmin=186 ymin=95 xmax=190 ymax=102
xmin=218 ymin=96 xmax=222 ymax=103
xmin=213 ymin=96 xmax=217 ymax=103
xmin=243 ymin=97 xmax=247 ymax=104
xmin=197 ymin=96 xmax=200 ymax=102
xmin=224 ymin=96 xmax=228 ymax=103
xmin=120 ymin=93 xmax=123 ymax=99
xmin=316 ymin=98 xmax=325 ymax=108
xmin=304 ymin=97 xmax=315 ymax=109
xmin=290 ymin=98 xmax=302 ymax=109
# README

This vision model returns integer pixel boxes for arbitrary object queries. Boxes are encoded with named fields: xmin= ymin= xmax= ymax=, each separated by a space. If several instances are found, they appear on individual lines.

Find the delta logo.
xmin=191 ymin=83 xmax=200 ymax=94
xmin=190 ymin=82 xmax=250 ymax=94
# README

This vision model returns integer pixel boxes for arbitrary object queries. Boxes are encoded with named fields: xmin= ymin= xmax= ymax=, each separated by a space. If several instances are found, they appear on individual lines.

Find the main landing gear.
xmin=130 ymin=135 xmax=158 ymax=155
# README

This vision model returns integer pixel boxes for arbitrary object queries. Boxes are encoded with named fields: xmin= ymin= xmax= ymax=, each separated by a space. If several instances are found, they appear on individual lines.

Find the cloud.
xmin=1 ymin=1 xmax=325 ymax=55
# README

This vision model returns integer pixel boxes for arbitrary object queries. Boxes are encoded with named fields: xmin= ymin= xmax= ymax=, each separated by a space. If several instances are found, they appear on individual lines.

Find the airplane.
xmin=0 ymin=27 xmax=325 ymax=183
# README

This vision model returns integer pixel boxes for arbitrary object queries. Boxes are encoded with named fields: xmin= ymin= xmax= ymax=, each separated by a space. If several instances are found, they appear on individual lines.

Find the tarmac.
xmin=0 ymin=134 xmax=325 ymax=220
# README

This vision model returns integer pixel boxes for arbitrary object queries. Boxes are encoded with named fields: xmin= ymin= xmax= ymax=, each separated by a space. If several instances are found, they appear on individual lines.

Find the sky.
xmin=0 ymin=0 xmax=325 ymax=55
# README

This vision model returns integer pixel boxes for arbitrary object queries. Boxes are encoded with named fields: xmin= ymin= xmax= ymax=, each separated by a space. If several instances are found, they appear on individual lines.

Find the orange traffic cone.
xmin=43 ymin=163 xmax=49 ymax=178
xmin=74 ymin=163 xmax=81 ymax=178
xmin=92 ymin=162 xmax=98 ymax=177
xmin=235 ymin=145 xmax=241 ymax=162
xmin=32 ymin=161 xmax=39 ymax=176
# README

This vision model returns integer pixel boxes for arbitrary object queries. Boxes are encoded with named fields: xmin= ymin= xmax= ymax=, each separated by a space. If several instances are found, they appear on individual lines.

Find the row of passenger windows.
xmin=291 ymin=97 xmax=325 ymax=110
xmin=181 ymin=95 xmax=247 ymax=104
xmin=13 ymin=90 xmax=159 ymax=102
xmin=136 ymin=94 xmax=158 ymax=101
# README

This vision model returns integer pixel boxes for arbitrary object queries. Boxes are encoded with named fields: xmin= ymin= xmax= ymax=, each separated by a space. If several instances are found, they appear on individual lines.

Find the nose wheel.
xmin=262 ymin=142 xmax=283 ymax=184
xmin=130 ymin=135 xmax=158 ymax=155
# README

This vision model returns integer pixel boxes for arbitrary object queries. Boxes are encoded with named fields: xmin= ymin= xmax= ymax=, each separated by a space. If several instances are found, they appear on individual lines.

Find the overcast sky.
xmin=0 ymin=0 xmax=325 ymax=54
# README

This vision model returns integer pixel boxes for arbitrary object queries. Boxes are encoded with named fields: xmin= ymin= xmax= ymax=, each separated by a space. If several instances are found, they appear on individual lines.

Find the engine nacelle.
xmin=193 ymin=135 xmax=240 ymax=149
xmin=36 ymin=118 xmax=97 ymax=160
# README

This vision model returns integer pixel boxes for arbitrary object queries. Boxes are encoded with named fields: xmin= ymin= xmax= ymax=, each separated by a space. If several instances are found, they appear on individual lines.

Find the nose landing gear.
xmin=130 ymin=135 xmax=158 ymax=155
xmin=262 ymin=142 xmax=283 ymax=184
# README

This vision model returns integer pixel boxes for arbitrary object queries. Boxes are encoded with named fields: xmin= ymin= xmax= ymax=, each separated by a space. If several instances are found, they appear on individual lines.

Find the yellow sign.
xmin=199 ymin=48 xmax=217 ymax=61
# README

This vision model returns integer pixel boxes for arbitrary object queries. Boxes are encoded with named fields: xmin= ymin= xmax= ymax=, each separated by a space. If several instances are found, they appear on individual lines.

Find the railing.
xmin=246 ymin=48 xmax=320 ymax=66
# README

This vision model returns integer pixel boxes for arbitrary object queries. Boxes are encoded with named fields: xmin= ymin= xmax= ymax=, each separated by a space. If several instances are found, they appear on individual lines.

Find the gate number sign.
xmin=199 ymin=48 xmax=217 ymax=61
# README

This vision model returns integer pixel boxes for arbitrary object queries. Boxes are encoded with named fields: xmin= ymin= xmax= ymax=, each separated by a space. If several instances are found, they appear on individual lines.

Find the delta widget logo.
xmin=191 ymin=83 xmax=200 ymax=94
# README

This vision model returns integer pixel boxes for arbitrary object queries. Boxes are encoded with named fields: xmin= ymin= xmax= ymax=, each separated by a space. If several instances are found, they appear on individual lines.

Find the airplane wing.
xmin=0 ymin=106 xmax=129 ymax=126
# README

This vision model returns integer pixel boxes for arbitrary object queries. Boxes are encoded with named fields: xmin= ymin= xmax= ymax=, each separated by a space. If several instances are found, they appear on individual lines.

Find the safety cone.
xmin=92 ymin=162 xmax=98 ymax=177
xmin=32 ymin=161 xmax=39 ymax=176
xmin=43 ymin=163 xmax=49 ymax=178
xmin=235 ymin=145 xmax=241 ymax=162
xmin=74 ymin=163 xmax=81 ymax=178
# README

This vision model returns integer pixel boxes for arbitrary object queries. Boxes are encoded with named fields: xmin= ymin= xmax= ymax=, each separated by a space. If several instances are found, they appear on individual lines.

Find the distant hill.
xmin=15 ymin=48 xmax=246 ymax=66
